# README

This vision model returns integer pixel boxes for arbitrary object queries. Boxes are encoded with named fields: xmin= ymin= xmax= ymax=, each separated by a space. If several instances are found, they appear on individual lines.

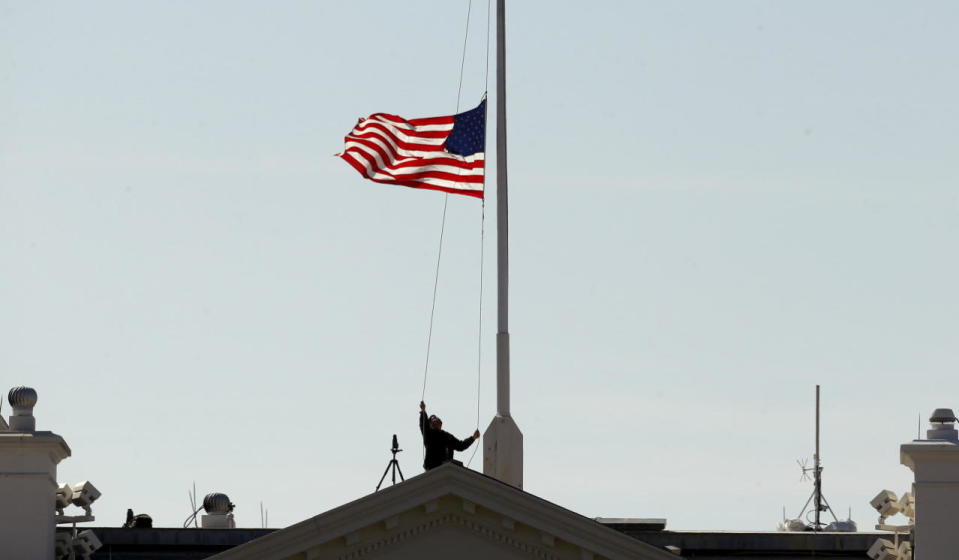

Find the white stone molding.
xmin=337 ymin=513 xmax=561 ymax=560
xmin=338 ymin=514 xmax=456 ymax=560
xmin=209 ymin=464 xmax=678 ymax=560
xmin=901 ymin=437 xmax=959 ymax=560
xmin=0 ymin=430 xmax=72 ymax=560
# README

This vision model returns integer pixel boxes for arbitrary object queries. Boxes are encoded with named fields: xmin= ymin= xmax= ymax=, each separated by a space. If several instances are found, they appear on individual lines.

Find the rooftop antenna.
xmin=192 ymin=482 xmax=198 ymax=528
xmin=258 ymin=501 xmax=270 ymax=528
xmin=791 ymin=385 xmax=840 ymax=531
xmin=813 ymin=384 xmax=824 ymax=529
xmin=183 ymin=482 xmax=200 ymax=528
xmin=375 ymin=434 xmax=405 ymax=491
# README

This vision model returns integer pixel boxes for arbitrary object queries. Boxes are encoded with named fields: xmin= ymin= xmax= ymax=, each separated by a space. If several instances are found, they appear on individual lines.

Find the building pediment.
xmin=211 ymin=464 xmax=680 ymax=560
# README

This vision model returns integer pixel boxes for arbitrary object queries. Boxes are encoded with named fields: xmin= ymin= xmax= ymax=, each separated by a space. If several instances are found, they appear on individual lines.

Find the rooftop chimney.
xmin=0 ymin=386 xmax=72 ymax=559
xmin=901 ymin=407 xmax=959 ymax=560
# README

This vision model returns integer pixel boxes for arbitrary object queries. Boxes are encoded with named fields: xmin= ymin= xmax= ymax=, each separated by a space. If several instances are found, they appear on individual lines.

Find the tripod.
xmin=375 ymin=434 xmax=405 ymax=491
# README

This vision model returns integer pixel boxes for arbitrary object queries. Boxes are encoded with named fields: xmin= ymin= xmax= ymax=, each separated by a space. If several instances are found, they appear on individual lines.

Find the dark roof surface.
xmin=83 ymin=525 xmax=896 ymax=559
xmin=605 ymin=527 xmax=897 ymax=559
xmin=86 ymin=528 xmax=275 ymax=560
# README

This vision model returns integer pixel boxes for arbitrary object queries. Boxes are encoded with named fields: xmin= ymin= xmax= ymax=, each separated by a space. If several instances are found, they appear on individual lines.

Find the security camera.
xmin=870 ymin=490 xmax=902 ymax=519
xmin=72 ymin=530 xmax=103 ymax=559
xmin=867 ymin=538 xmax=898 ymax=560
xmin=71 ymin=481 xmax=102 ymax=515
xmin=897 ymin=492 xmax=915 ymax=521
xmin=56 ymin=483 xmax=74 ymax=514
xmin=54 ymin=532 xmax=72 ymax=559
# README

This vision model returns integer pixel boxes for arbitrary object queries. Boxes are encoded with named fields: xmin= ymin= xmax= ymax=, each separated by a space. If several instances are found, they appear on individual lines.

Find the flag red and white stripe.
xmin=338 ymin=104 xmax=485 ymax=199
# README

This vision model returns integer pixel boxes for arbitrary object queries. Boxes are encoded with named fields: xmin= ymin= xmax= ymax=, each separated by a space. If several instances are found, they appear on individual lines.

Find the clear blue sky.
xmin=2 ymin=0 xmax=957 ymax=530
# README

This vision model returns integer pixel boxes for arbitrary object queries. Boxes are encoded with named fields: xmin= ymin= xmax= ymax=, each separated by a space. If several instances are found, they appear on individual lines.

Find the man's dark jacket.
xmin=419 ymin=411 xmax=475 ymax=470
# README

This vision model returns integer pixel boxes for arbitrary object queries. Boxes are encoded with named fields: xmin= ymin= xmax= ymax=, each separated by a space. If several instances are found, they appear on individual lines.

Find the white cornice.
xmin=211 ymin=464 xmax=678 ymax=560
xmin=0 ymin=431 xmax=72 ymax=462
xmin=901 ymin=440 xmax=959 ymax=471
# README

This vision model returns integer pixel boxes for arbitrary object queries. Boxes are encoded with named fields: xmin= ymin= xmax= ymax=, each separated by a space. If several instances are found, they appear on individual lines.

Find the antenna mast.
xmin=814 ymin=384 xmax=822 ymax=530
xmin=785 ymin=385 xmax=843 ymax=531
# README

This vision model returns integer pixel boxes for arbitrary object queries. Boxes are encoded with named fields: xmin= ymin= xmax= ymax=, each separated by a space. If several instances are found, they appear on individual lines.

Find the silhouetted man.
xmin=419 ymin=401 xmax=479 ymax=470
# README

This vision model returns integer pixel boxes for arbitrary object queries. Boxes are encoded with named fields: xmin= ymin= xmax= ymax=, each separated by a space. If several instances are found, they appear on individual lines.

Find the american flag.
xmin=339 ymin=99 xmax=486 ymax=199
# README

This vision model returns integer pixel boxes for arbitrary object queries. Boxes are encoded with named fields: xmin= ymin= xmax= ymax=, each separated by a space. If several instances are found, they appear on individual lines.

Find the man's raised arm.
xmin=419 ymin=401 xmax=428 ymax=435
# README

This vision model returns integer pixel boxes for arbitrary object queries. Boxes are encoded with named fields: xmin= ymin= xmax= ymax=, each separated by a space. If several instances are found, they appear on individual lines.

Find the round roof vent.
xmin=202 ymin=493 xmax=234 ymax=514
xmin=8 ymin=386 xmax=38 ymax=411
xmin=930 ymin=409 xmax=957 ymax=424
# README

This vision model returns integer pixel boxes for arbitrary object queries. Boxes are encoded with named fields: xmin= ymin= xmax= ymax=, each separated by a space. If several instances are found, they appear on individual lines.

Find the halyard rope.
xmin=421 ymin=0 xmax=490 ymax=471
xmin=466 ymin=198 xmax=485 ymax=468
xmin=421 ymin=0 xmax=473 ymax=403
xmin=466 ymin=0 xmax=491 ymax=469
xmin=420 ymin=195 xmax=448 ymax=402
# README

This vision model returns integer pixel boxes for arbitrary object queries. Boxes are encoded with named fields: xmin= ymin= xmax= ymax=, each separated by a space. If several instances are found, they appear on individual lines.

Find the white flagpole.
xmin=483 ymin=0 xmax=524 ymax=489
xmin=495 ymin=0 xmax=510 ymax=419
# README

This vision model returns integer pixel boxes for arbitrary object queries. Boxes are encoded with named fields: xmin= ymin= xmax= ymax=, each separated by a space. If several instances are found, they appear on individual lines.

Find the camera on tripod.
xmin=376 ymin=434 xmax=405 ymax=492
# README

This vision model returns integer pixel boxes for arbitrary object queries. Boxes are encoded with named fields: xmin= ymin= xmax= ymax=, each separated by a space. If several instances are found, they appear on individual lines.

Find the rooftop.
xmin=82 ymin=526 xmax=890 ymax=559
